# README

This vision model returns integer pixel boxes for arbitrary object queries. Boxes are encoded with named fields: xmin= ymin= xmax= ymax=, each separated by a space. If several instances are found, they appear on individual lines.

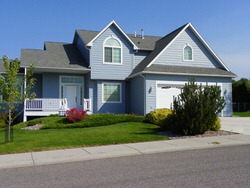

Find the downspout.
xmin=140 ymin=73 xmax=146 ymax=115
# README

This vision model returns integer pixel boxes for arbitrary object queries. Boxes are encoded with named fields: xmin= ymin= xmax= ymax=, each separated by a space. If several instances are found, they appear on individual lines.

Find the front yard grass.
xmin=0 ymin=122 xmax=168 ymax=155
xmin=233 ymin=111 xmax=250 ymax=117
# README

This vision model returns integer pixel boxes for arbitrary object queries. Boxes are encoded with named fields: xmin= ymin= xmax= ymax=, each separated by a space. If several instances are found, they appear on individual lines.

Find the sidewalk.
xmin=1 ymin=134 xmax=250 ymax=169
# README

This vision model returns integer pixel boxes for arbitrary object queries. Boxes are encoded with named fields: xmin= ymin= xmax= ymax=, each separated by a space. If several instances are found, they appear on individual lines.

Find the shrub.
xmin=66 ymin=108 xmax=87 ymax=123
xmin=210 ymin=117 xmax=221 ymax=131
xmin=145 ymin=108 xmax=172 ymax=125
xmin=172 ymin=79 xmax=225 ymax=135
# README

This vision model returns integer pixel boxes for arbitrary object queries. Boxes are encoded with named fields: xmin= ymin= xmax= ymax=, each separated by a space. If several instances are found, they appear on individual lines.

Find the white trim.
xmin=103 ymin=36 xmax=123 ymax=65
xmin=188 ymin=23 xmax=230 ymax=71
xmin=183 ymin=44 xmax=194 ymax=61
xmin=87 ymin=20 xmax=139 ymax=50
xmin=102 ymin=82 xmax=122 ymax=103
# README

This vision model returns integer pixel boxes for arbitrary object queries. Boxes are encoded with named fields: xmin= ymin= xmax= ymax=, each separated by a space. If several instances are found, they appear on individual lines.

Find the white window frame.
xmin=183 ymin=44 xmax=194 ymax=61
xmin=103 ymin=36 xmax=123 ymax=65
xmin=102 ymin=82 xmax=122 ymax=103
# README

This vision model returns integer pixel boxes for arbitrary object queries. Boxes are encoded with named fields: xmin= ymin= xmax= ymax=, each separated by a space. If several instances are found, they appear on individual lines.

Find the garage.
xmin=156 ymin=84 xmax=182 ymax=109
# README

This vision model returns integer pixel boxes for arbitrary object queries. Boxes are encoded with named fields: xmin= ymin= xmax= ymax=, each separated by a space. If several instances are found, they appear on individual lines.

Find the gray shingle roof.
xmin=21 ymin=42 xmax=89 ymax=70
xmin=75 ymin=30 xmax=161 ymax=51
xmin=142 ymin=64 xmax=237 ymax=78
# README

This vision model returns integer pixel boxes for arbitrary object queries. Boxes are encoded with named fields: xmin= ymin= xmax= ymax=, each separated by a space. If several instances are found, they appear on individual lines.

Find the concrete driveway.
xmin=220 ymin=117 xmax=250 ymax=135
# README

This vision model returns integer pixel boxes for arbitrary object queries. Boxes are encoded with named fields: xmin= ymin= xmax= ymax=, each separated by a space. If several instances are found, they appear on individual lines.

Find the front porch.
xmin=23 ymin=98 xmax=91 ymax=122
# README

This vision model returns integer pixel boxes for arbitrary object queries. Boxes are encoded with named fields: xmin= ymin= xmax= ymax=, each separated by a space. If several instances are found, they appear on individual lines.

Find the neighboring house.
xmin=0 ymin=20 xmax=236 ymax=121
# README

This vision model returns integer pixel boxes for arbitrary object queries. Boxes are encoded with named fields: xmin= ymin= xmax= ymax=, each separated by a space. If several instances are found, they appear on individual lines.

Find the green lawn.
xmin=233 ymin=111 xmax=250 ymax=117
xmin=0 ymin=122 xmax=168 ymax=155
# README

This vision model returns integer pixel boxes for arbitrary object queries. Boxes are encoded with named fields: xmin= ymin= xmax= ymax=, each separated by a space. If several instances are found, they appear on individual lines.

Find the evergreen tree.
xmin=172 ymin=79 xmax=225 ymax=135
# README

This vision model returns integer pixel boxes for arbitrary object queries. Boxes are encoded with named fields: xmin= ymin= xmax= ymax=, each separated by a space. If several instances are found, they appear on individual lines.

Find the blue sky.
xmin=1 ymin=0 xmax=249 ymax=78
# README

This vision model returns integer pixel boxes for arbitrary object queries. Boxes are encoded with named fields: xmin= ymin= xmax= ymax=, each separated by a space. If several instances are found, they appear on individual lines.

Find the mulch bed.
xmin=157 ymin=130 xmax=238 ymax=140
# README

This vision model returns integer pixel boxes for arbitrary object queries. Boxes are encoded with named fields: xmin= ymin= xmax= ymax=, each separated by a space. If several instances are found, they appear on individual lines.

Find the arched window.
xmin=104 ymin=37 xmax=122 ymax=64
xmin=183 ymin=44 xmax=193 ymax=61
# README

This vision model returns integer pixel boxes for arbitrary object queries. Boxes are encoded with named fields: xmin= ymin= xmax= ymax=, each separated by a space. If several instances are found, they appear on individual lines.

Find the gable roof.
xmin=86 ymin=20 xmax=139 ymax=50
xmin=130 ymin=23 xmax=187 ymax=76
xmin=21 ymin=42 xmax=89 ymax=72
xmin=129 ymin=22 xmax=234 ymax=78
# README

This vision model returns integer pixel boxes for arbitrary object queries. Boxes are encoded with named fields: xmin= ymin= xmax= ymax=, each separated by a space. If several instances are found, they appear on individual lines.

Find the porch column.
xmin=23 ymin=67 xmax=27 ymax=122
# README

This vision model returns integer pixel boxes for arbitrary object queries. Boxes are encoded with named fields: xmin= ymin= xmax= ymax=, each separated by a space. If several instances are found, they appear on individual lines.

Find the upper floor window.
xmin=183 ymin=44 xmax=193 ymax=61
xmin=104 ymin=37 xmax=122 ymax=64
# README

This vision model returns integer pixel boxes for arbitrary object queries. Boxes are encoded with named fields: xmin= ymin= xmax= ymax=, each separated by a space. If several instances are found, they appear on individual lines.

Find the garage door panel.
xmin=156 ymin=86 xmax=182 ymax=109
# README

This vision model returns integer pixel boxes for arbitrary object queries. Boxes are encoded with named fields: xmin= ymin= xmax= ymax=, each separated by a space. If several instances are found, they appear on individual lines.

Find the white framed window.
xmin=103 ymin=37 xmax=122 ymax=64
xmin=183 ymin=44 xmax=193 ymax=61
xmin=102 ymin=82 xmax=121 ymax=103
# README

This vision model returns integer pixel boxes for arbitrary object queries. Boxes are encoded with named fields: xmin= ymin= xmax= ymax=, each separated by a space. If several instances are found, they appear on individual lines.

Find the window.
xmin=183 ymin=44 xmax=193 ymax=61
xmin=102 ymin=83 xmax=121 ymax=103
xmin=0 ymin=75 xmax=23 ymax=102
xmin=104 ymin=38 xmax=122 ymax=64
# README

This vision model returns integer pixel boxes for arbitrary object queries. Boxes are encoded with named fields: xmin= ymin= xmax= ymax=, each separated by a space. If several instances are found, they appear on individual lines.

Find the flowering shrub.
xmin=66 ymin=108 xmax=87 ymax=123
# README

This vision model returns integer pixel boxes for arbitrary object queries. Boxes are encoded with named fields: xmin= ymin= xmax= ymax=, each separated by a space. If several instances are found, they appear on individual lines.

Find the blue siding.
xmin=76 ymin=36 xmax=90 ymax=65
xmin=130 ymin=76 xmax=145 ymax=115
xmin=154 ymin=28 xmax=221 ymax=68
xmin=31 ymin=74 xmax=42 ymax=98
xmin=145 ymin=74 xmax=233 ymax=116
xmin=90 ymin=25 xmax=134 ymax=80
xmin=42 ymin=73 xmax=59 ymax=98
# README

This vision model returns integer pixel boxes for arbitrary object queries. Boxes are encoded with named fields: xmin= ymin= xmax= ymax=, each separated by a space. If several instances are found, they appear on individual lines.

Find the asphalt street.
xmin=0 ymin=145 xmax=249 ymax=188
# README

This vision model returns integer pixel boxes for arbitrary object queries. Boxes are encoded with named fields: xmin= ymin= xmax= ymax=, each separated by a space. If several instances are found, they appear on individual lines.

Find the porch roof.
xmin=21 ymin=42 xmax=89 ymax=73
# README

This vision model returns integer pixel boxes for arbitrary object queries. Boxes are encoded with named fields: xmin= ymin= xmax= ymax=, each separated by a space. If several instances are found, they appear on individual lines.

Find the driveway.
xmin=220 ymin=117 xmax=250 ymax=135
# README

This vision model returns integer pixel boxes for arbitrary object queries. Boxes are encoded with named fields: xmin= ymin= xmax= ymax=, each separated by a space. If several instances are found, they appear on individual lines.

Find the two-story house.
xmin=1 ymin=20 xmax=236 ymax=121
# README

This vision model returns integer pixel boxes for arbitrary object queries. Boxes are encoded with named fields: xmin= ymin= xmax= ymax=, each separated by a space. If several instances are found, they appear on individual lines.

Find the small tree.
xmin=172 ymin=79 xmax=225 ymax=135
xmin=0 ymin=56 xmax=36 ymax=142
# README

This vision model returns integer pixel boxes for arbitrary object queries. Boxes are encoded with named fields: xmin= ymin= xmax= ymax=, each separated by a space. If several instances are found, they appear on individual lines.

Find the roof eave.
xmin=128 ymin=70 xmax=237 ymax=79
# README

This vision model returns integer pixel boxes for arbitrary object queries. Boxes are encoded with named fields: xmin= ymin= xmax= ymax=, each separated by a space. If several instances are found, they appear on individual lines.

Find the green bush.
xmin=145 ymin=108 xmax=172 ymax=125
xmin=172 ymin=79 xmax=225 ymax=135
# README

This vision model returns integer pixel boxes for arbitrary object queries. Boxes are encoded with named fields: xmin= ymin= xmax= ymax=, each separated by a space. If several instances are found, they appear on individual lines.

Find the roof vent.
xmin=141 ymin=29 xmax=144 ymax=39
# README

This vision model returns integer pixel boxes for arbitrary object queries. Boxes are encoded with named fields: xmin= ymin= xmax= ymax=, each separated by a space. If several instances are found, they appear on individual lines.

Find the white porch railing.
xmin=84 ymin=98 xmax=92 ymax=112
xmin=25 ymin=98 xmax=68 ymax=111
xmin=23 ymin=98 xmax=92 ymax=122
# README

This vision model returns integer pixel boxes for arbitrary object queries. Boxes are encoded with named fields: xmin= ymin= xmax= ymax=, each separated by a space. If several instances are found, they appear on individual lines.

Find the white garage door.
xmin=156 ymin=85 xmax=182 ymax=109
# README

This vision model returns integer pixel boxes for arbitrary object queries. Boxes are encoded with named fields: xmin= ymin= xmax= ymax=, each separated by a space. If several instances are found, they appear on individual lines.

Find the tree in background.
xmin=0 ymin=56 xmax=36 ymax=142
xmin=232 ymin=78 xmax=250 ymax=103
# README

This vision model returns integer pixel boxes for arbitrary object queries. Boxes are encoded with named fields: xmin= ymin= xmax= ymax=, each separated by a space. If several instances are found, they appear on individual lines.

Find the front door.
xmin=65 ymin=85 xmax=80 ymax=109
